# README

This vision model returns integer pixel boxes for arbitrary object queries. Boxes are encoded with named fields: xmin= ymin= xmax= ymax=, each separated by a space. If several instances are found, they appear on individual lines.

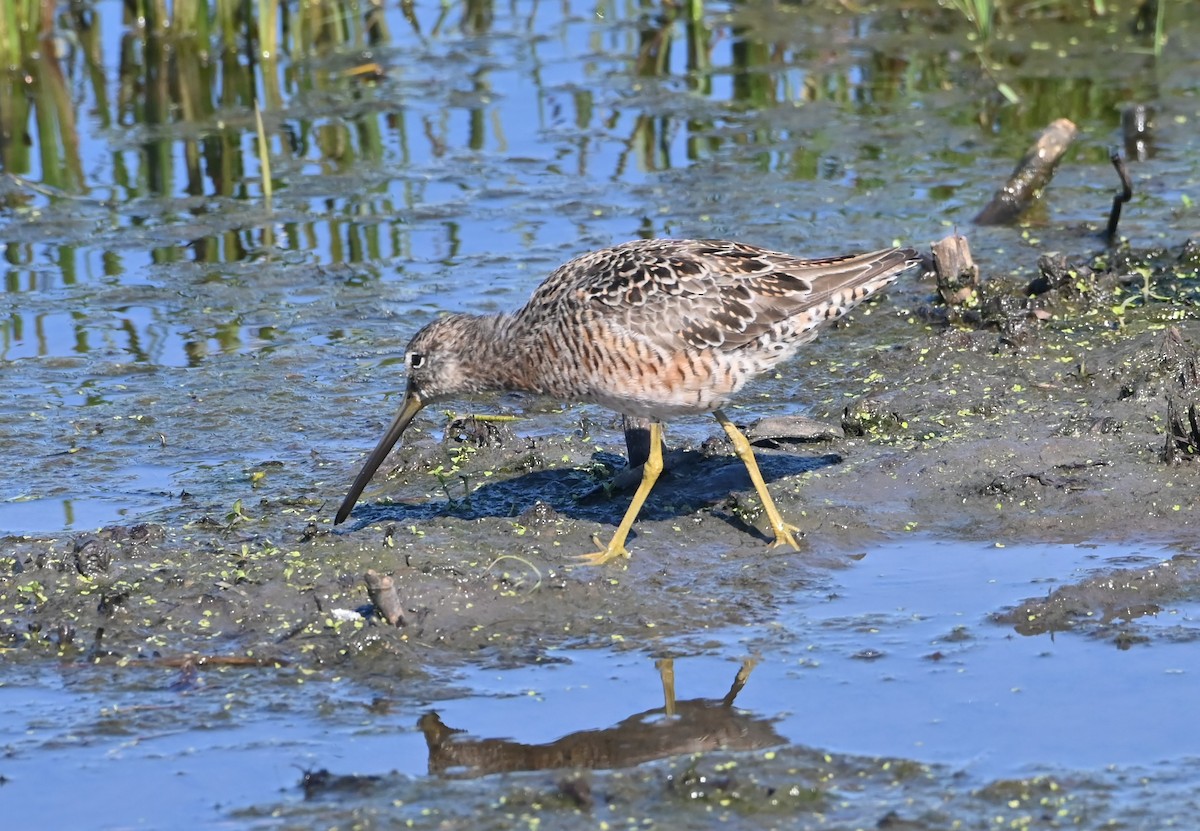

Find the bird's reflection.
xmin=421 ymin=658 xmax=782 ymax=777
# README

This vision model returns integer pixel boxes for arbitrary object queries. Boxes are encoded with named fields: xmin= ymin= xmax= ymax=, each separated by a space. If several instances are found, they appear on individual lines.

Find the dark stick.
xmin=974 ymin=118 xmax=1078 ymax=225
xmin=1104 ymin=148 xmax=1133 ymax=245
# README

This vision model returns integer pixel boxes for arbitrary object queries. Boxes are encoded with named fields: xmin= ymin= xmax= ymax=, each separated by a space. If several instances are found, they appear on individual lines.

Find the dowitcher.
xmin=335 ymin=239 xmax=921 ymax=564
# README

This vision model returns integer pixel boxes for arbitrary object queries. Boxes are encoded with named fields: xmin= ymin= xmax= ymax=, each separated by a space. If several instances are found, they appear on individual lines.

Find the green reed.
xmin=2 ymin=0 xmax=380 ymax=197
xmin=947 ymin=0 xmax=996 ymax=40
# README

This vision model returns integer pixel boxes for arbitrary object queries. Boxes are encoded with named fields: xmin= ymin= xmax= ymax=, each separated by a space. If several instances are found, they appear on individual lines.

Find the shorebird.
xmin=335 ymin=239 xmax=921 ymax=564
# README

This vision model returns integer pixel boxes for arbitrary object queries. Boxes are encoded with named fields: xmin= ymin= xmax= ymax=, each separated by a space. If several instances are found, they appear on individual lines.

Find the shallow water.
xmin=4 ymin=538 xmax=1198 ymax=827
xmin=412 ymin=539 xmax=1200 ymax=775
xmin=3 ymin=1 xmax=1200 ymax=828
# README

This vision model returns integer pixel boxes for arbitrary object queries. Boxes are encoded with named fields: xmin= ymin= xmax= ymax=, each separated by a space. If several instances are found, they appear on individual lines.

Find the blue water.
xmin=3 ymin=539 xmax=1197 ymax=828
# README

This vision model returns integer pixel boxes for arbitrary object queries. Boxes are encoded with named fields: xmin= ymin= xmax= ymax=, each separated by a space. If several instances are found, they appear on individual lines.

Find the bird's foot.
xmin=575 ymin=534 xmax=632 ymax=566
xmin=768 ymin=522 xmax=802 ymax=551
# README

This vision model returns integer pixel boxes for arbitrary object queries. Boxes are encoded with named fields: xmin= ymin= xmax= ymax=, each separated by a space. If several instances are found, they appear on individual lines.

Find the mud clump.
xmin=994 ymin=554 xmax=1200 ymax=644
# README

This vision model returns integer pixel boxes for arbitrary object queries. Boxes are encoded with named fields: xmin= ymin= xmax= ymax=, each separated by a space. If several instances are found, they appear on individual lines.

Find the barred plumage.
xmin=336 ymin=238 xmax=921 ymax=564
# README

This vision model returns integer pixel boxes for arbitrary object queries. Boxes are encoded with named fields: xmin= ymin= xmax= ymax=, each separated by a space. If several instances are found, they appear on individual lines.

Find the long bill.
xmin=334 ymin=391 xmax=426 ymax=525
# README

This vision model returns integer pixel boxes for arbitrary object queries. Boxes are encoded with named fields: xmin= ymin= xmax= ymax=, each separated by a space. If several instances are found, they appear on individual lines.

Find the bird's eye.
xmin=408 ymin=353 xmax=426 ymax=369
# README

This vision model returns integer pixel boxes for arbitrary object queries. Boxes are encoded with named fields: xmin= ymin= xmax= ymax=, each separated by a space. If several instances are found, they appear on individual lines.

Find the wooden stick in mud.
xmin=974 ymin=118 xmax=1078 ymax=225
xmin=931 ymin=233 xmax=979 ymax=307
xmin=365 ymin=569 xmax=405 ymax=626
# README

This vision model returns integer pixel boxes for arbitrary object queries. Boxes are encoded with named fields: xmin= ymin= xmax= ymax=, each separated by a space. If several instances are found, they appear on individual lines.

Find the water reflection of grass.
xmin=2 ymin=1 xmax=1174 ymax=198
xmin=2 ymin=0 xmax=80 ymax=191
xmin=0 ymin=0 xmax=1185 ymax=248
xmin=947 ymin=0 xmax=1166 ymax=55
xmin=0 ymin=0 xmax=387 ymax=201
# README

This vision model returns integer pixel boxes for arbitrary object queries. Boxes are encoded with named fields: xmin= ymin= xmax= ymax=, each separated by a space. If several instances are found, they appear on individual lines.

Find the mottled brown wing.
xmin=572 ymin=239 xmax=918 ymax=352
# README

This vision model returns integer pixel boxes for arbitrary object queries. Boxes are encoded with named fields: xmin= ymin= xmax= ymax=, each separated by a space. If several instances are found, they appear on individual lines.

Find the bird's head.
xmin=334 ymin=314 xmax=498 ymax=524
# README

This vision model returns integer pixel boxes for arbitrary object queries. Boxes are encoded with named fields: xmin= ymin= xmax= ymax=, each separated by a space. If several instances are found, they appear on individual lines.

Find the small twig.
xmin=364 ymin=569 xmax=406 ymax=626
xmin=157 ymin=654 xmax=290 ymax=668
xmin=485 ymin=554 xmax=543 ymax=593
xmin=460 ymin=414 xmax=520 ymax=423
xmin=70 ymin=652 xmax=290 ymax=668
xmin=1104 ymin=148 xmax=1133 ymax=245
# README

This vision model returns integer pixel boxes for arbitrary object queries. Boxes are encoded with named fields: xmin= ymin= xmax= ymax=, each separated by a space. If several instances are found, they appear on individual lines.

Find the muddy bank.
xmin=267 ymin=739 xmax=1196 ymax=831
xmin=3 ymin=242 xmax=1199 ymax=678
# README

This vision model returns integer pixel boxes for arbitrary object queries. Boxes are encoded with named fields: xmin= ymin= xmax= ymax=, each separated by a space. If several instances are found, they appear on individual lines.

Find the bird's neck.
xmin=458 ymin=313 xmax=532 ymax=393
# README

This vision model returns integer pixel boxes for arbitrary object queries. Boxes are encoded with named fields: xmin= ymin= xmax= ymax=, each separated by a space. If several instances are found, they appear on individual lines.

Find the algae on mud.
xmin=3 ymin=0 xmax=1200 ymax=827
xmin=4 ymin=244 xmax=1200 ymax=667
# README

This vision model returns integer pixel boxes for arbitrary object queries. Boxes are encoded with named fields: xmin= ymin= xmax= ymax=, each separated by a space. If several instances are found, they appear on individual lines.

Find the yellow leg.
xmin=714 ymin=409 xmax=801 ymax=550
xmin=577 ymin=421 xmax=665 ymax=565
xmin=655 ymin=658 xmax=676 ymax=717
xmin=721 ymin=657 xmax=759 ymax=707
xmin=733 ymin=656 xmax=758 ymax=687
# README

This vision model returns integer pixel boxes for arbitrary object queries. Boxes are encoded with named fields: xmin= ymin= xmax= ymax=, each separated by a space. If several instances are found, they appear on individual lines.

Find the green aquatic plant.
xmin=947 ymin=0 xmax=996 ymax=40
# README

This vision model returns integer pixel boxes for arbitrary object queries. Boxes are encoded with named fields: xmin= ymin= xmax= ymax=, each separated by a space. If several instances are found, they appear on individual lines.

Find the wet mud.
xmin=5 ymin=0 xmax=1200 ymax=825
xmin=4 ymin=243 xmax=1199 ymax=665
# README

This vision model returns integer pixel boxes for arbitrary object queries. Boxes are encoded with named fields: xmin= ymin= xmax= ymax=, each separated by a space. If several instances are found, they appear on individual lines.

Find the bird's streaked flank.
xmin=335 ymin=239 xmax=921 ymax=564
